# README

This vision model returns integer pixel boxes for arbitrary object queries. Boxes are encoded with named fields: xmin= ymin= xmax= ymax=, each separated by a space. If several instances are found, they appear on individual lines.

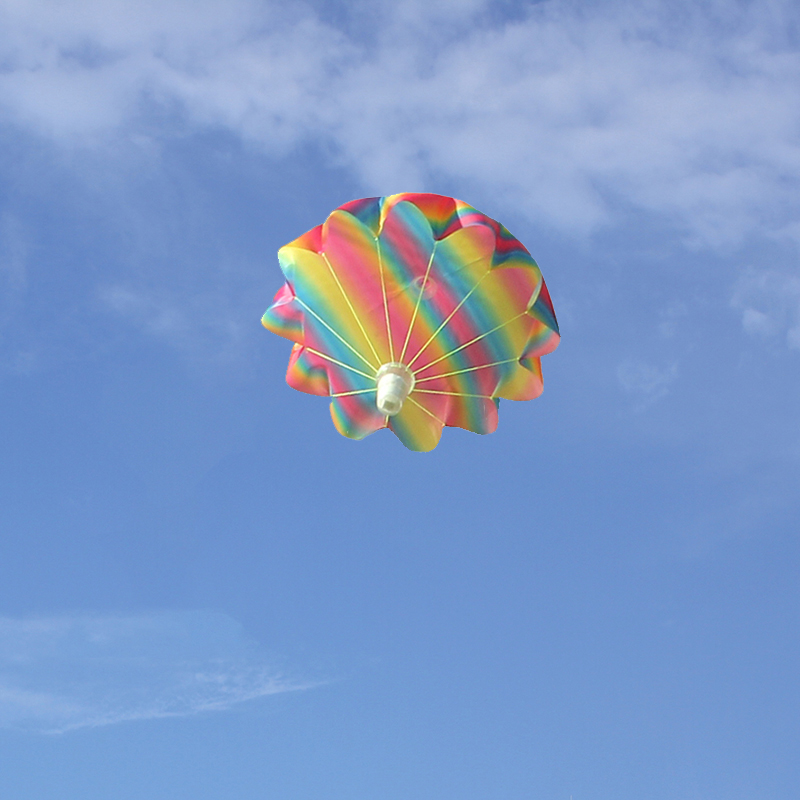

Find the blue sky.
xmin=0 ymin=1 xmax=798 ymax=797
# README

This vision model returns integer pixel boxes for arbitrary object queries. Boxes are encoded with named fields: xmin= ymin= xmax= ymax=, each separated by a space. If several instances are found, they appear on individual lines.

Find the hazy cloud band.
xmin=0 ymin=611 xmax=310 ymax=734
xmin=1 ymin=0 xmax=799 ymax=245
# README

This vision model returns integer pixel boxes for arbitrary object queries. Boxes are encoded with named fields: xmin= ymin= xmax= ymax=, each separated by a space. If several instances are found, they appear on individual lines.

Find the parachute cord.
xmin=304 ymin=347 xmax=376 ymax=380
xmin=413 ymin=389 xmax=494 ymax=399
xmin=406 ymin=270 xmax=490 ymax=369
xmin=399 ymin=242 xmax=437 ymax=364
xmin=295 ymin=298 xmax=378 ymax=373
xmin=321 ymin=251 xmax=382 ymax=367
xmin=413 ymin=357 xmax=520 ymax=383
xmin=413 ymin=311 xmax=529 ymax=376
xmin=406 ymin=395 xmax=446 ymax=427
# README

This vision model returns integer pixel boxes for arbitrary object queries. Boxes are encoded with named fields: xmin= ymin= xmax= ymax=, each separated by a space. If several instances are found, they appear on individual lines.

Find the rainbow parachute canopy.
xmin=262 ymin=193 xmax=560 ymax=452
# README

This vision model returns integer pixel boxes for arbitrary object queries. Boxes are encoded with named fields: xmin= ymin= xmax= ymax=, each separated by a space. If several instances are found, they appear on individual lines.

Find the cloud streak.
xmin=0 ymin=611 xmax=312 ymax=734
xmin=732 ymin=268 xmax=800 ymax=349
xmin=0 ymin=0 xmax=799 ymax=246
xmin=617 ymin=358 xmax=679 ymax=409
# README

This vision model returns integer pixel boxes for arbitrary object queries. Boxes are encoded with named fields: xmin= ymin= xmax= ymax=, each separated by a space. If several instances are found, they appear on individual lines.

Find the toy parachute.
xmin=262 ymin=193 xmax=559 ymax=452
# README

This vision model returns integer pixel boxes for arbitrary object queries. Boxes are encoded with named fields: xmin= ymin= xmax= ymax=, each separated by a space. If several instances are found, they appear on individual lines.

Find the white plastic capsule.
xmin=375 ymin=363 xmax=415 ymax=416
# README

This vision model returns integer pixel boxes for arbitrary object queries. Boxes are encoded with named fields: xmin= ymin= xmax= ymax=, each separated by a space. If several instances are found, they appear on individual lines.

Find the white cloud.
xmin=100 ymin=285 xmax=190 ymax=338
xmin=731 ymin=268 xmax=800 ymax=349
xmin=98 ymin=284 xmax=251 ymax=366
xmin=1 ymin=0 xmax=799 ymax=245
xmin=0 ymin=0 xmax=343 ymax=145
xmin=658 ymin=303 xmax=689 ymax=339
xmin=617 ymin=358 xmax=678 ymax=408
xmin=0 ymin=611 xmax=312 ymax=733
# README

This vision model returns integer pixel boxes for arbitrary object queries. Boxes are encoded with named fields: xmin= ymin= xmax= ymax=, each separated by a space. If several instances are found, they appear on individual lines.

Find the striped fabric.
xmin=263 ymin=193 xmax=560 ymax=451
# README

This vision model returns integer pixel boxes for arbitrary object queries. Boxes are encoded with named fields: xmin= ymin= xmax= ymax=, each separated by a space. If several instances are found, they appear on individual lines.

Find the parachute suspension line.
xmin=320 ymin=251 xmax=383 ymax=367
xmin=413 ymin=389 xmax=494 ymax=399
xmin=413 ymin=311 xmax=529 ymax=376
xmin=330 ymin=388 xmax=376 ymax=398
xmin=406 ymin=395 xmax=446 ymax=427
xmin=295 ymin=298 xmax=378 ymax=373
xmin=406 ymin=270 xmax=491 ymax=370
xmin=304 ymin=347 xmax=376 ymax=380
xmin=413 ymin=357 xmax=520 ymax=383
xmin=376 ymin=237 xmax=395 ymax=363
xmin=399 ymin=242 xmax=438 ymax=364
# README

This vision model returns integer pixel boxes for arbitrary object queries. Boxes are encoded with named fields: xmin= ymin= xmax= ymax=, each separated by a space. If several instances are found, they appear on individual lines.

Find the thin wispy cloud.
xmin=0 ymin=611 xmax=313 ymax=734
xmin=1 ymin=0 xmax=798 ymax=246
xmin=731 ymin=268 xmax=800 ymax=350
xmin=617 ymin=359 xmax=679 ymax=409
xmin=97 ymin=284 xmax=253 ymax=368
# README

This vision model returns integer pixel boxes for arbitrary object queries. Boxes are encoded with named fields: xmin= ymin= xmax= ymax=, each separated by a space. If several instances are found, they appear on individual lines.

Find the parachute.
xmin=262 ymin=193 xmax=560 ymax=451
